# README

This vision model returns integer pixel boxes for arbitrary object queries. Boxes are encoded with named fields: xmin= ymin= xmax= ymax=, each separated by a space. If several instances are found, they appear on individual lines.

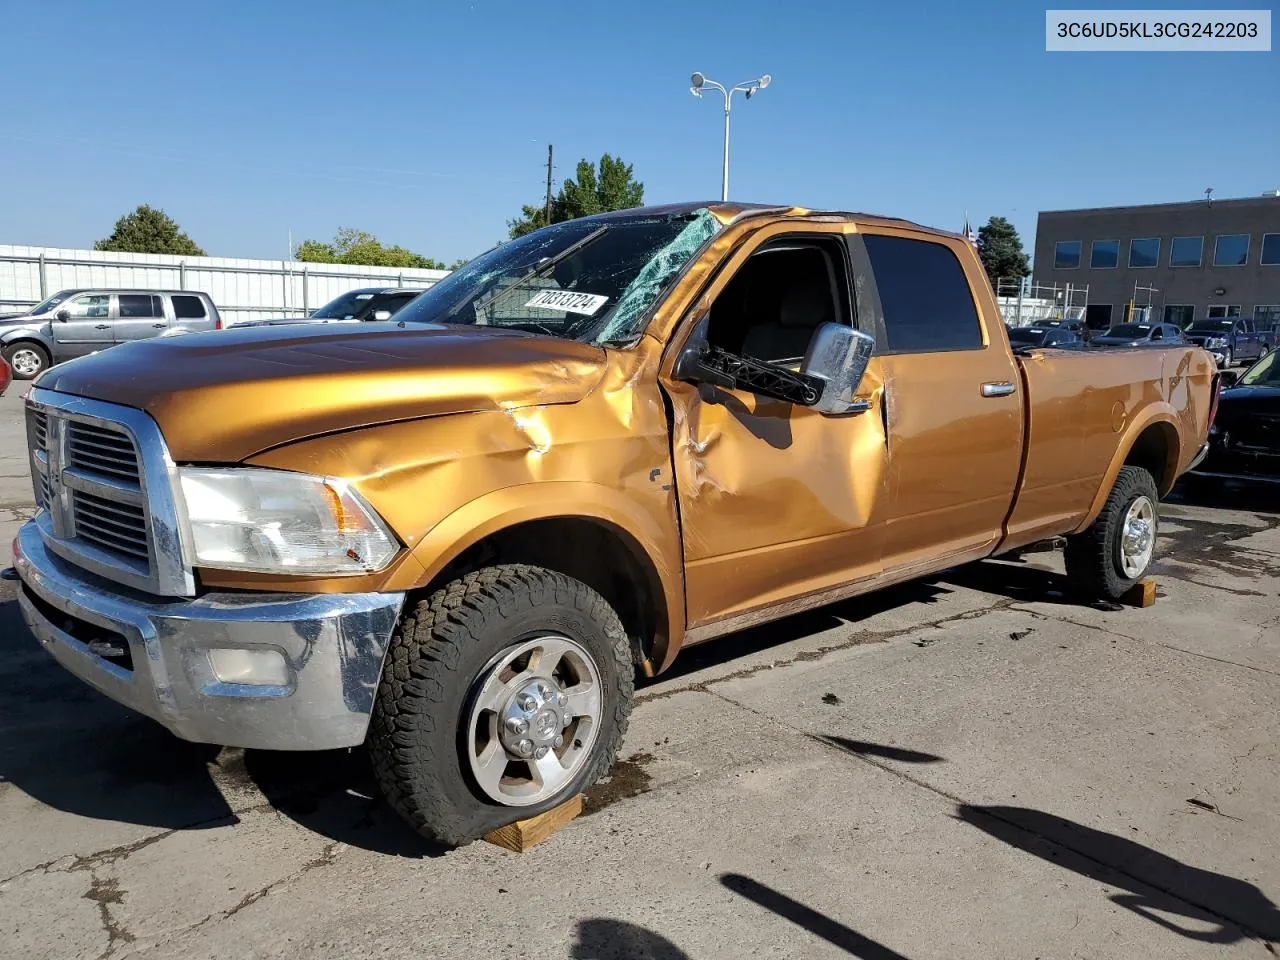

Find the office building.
xmin=1032 ymin=193 xmax=1280 ymax=332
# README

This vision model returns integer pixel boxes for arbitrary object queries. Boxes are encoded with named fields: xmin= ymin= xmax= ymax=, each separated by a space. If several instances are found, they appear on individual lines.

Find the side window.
xmin=703 ymin=238 xmax=850 ymax=365
xmin=171 ymin=295 xmax=207 ymax=319
xmin=1150 ymin=326 xmax=1163 ymax=340
xmin=859 ymin=234 xmax=982 ymax=354
xmin=66 ymin=295 xmax=110 ymax=318
xmin=118 ymin=294 xmax=162 ymax=318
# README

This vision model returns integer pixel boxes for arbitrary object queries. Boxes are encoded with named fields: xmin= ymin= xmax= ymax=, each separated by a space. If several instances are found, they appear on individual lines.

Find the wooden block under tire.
xmin=1121 ymin=578 xmax=1157 ymax=608
xmin=483 ymin=794 xmax=584 ymax=852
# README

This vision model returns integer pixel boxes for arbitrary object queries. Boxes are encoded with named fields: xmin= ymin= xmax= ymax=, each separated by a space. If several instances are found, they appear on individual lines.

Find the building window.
xmin=1054 ymin=240 xmax=1082 ymax=269
xmin=1261 ymin=233 xmax=1280 ymax=266
xmin=1085 ymin=304 xmax=1112 ymax=330
xmin=1207 ymin=304 xmax=1241 ymax=319
xmin=1213 ymin=234 xmax=1250 ymax=267
xmin=1128 ymin=238 xmax=1160 ymax=268
xmin=1089 ymin=240 xmax=1119 ymax=269
xmin=1169 ymin=236 xmax=1203 ymax=267
xmin=1164 ymin=304 xmax=1195 ymax=328
xmin=1256 ymin=305 xmax=1280 ymax=332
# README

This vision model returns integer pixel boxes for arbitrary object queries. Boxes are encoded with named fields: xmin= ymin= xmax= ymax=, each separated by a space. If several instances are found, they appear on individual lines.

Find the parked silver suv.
xmin=0 ymin=289 xmax=221 ymax=379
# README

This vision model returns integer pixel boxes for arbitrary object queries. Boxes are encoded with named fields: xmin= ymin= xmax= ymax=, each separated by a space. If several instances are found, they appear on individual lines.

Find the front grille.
xmin=71 ymin=490 xmax=151 ymax=562
xmin=66 ymin=421 xmax=141 ymax=483
xmin=25 ymin=388 xmax=193 ymax=596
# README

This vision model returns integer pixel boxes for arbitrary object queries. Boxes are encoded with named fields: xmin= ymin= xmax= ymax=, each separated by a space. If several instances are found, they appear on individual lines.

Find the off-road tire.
xmin=3 ymin=341 xmax=50 ymax=380
xmin=1064 ymin=465 xmax=1159 ymax=600
xmin=367 ymin=564 xmax=633 ymax=845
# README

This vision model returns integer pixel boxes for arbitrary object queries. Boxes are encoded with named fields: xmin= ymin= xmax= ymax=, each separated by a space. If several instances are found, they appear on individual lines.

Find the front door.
xmin=662 ymin=224 xmax=889 ymax=629
xmin=849 ymin=228 xmax=1024 ymax=573
xmin=51 ymin=294 xmax=112 ymax=358
xmin=113 ymin=294 xmax=168 ymax=344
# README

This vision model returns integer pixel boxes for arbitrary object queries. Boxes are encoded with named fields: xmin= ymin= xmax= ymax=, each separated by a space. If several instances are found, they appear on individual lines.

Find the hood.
xmin=1219 ymin=384 xmax=1280 ymax=412
xmin=36 ymin=322 xmax=608 ymax=462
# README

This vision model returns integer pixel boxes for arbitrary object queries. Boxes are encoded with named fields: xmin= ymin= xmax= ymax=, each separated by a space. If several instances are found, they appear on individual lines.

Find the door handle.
xmin=94 ymin=324 xmax=110 ymax=330
xmin=981 ymin=381 xmax=1016 ymax=397
xmin=152 ymin=323 xmax=165 ymax=328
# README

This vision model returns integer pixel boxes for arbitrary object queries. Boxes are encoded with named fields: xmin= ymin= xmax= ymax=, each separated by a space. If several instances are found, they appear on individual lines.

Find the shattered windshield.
xmin=394 ymin=209 xmax=720 ymax=344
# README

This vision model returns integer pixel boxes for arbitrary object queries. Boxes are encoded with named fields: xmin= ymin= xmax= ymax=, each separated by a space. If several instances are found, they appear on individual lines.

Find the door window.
xmin=859 ymin=235 xmax=982 ymax=353
xmin=118 ymin=294 xmax=162 ymax=318
xmin=171 ymin=295 xmax=207 ymax=319
xmin=66 ymin=295 xmax=109 ymax=318
xmin=703 ymin=238 xmax=849 ymax=365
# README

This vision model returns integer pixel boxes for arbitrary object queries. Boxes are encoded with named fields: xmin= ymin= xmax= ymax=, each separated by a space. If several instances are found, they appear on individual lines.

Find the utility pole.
xmin=544 ymin=144 xmax=554 ymax=228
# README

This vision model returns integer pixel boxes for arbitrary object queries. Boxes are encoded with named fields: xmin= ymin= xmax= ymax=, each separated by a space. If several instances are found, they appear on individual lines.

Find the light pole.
xmin=690 ymin=71 xmax=771 ymax=202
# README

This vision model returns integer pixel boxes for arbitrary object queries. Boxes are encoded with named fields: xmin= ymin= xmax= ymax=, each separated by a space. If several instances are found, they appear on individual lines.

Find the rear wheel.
xmin=2 ymin=342 xmax=49 ymax=380
xmin=368 ymin=564 xmax=633 ymax=845
xmin=1064 ymin=466 xmax=1159 ymax=600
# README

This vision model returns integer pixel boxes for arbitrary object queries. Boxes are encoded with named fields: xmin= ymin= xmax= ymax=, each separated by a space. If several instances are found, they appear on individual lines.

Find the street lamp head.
xmin=757 ymin=74 xmax=772 ymax=89
xmin=691 ymin=72 xmax=705 ymax=90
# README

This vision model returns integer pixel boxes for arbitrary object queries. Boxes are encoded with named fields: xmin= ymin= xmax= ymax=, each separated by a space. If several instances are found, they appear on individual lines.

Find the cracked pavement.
xmin=1 ymin=385 xmax=1278 ymax=959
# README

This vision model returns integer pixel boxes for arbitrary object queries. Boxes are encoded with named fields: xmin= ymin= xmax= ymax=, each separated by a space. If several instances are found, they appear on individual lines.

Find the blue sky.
xmin=2 ymin=0 xmax=1276 ymax=265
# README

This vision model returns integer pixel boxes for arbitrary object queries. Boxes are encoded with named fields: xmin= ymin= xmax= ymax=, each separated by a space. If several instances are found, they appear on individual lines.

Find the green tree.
xmin=294 ymin=227 xmax=446 ymax=269
xmin=94 ymin=205 xmax=206 ymax=256
xmin=508 ymin=153 xmax=645 ymax=238
xmin=976 ymin=216 xmax=1031 ymax=291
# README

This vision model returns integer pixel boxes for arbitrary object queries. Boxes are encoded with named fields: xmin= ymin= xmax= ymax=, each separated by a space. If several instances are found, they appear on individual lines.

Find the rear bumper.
xmin=11 ymin=520 xmax=404 ymax=750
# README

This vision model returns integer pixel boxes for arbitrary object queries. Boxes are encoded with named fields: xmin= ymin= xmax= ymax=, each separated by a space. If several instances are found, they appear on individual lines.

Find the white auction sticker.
xmin=524 ymin=289 xmax=609 ymax=315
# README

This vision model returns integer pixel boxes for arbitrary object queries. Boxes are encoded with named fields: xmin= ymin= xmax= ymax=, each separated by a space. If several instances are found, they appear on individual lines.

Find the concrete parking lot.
xmin=0 ymin=384 xmax=1277 ymax=959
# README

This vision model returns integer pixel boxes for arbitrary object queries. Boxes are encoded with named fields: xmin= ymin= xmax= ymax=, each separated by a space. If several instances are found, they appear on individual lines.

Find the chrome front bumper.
xmin=11 ymin=521 xmax=405 ymax=751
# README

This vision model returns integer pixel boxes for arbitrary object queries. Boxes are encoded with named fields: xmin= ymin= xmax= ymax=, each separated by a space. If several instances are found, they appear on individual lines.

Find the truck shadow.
xmin=0 ymin=589 xmax=444 ymax=858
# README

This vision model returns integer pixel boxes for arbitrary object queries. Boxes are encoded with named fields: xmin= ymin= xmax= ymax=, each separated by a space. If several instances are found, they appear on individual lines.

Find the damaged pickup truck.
xmin=11 ymin=202 xmax=1218 ymax=844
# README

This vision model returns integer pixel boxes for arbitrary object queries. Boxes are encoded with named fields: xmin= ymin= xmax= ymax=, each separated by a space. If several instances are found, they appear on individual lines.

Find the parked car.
xmin=1190 ymin=351 xmax=1280 ymax=485
xmin=9 ymin=201 xmax=1216 ymax=846
xmin=0 ymin=352 xmax=10 ymax=396
xmin=1041 ymin=317 xmax=1091 ymax=340
xmin=230 ymin=287 xmax=426 ymax=328
xmin=0 ymin=289 xmax=221 ymax=380
xmin=1090 ymin=322 xmax=1186 ymax=348
xmin=1183 ymin=317 xmax=1273 ymax=369
xmin=1007 ymin=325 xmax=1081 ymax=348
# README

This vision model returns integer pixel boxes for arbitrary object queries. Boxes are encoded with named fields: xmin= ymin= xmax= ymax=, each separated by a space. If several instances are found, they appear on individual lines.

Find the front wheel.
xmin=367 ymin=564 xmax=634 ymax=845
xmin=2 ymin=341 xmax=50 ymax=380
xmin=1064 ymin=466 xmax=1159 ymax=600
xmin=1220 ymin=348 xmax=1234 ymax=369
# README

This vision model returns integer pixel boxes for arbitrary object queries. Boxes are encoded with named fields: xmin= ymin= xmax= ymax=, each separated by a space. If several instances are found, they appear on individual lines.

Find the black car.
xmin=1192 ymin=352 xmax=1280 ymax=484
xmin=1006 ymin=325 xmax=1081 ymax=348
xmin=231 ymin=287 xmax=426 ymax=328
xmin=1090 ymin=322 xmax=1186 ymax=347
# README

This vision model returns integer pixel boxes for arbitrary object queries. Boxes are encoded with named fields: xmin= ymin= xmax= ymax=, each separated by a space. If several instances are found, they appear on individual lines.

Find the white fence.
xmin=0 ymin=245 xmax=450 ymax=324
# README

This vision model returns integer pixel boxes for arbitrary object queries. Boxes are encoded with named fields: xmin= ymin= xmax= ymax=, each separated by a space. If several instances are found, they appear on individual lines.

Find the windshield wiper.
xmin=452 ymin=224 xmax=610 ymax=321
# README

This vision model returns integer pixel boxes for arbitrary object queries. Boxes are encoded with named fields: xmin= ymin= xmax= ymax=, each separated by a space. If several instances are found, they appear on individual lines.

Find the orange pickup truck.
xmin=11 ymin=202 xmax=1217 ymax=844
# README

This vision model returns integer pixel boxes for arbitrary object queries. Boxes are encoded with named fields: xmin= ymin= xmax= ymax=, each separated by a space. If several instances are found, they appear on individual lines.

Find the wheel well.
xmin=1124 ymin=421 xmax=1179 ymax=495
xmin=3 ymin=338 xmax=48 ymax=353
xmin=427 ymin=517 xmax=667 ymax=671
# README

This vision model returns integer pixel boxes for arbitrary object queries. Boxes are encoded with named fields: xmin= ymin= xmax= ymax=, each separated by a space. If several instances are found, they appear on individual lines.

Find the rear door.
xmin=850 ymin=227 xmax=1024 ymax=573
xmin=113 ymin=294 xmax=167 ymax=344
xmin=51 ymin=293 xmax=112 ymax=357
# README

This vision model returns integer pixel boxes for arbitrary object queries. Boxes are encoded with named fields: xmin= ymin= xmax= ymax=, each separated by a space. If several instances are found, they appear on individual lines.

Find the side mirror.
xmin=55 ymin=309 xmax=70 ymax=322
xmin=799 ymin=322 xmax=877 ymax=415
xmin=371 ymin=310 xmax=393 ymax=321
xmin=1219 ymin=369 xmax=1240 ymax=388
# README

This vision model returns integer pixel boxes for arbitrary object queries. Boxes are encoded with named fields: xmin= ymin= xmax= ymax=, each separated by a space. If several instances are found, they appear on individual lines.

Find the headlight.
xmin=1207 ymin=337 xmax=1228 ymax=348
xmin=177 ymin=467 xmax=399 ymax=575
